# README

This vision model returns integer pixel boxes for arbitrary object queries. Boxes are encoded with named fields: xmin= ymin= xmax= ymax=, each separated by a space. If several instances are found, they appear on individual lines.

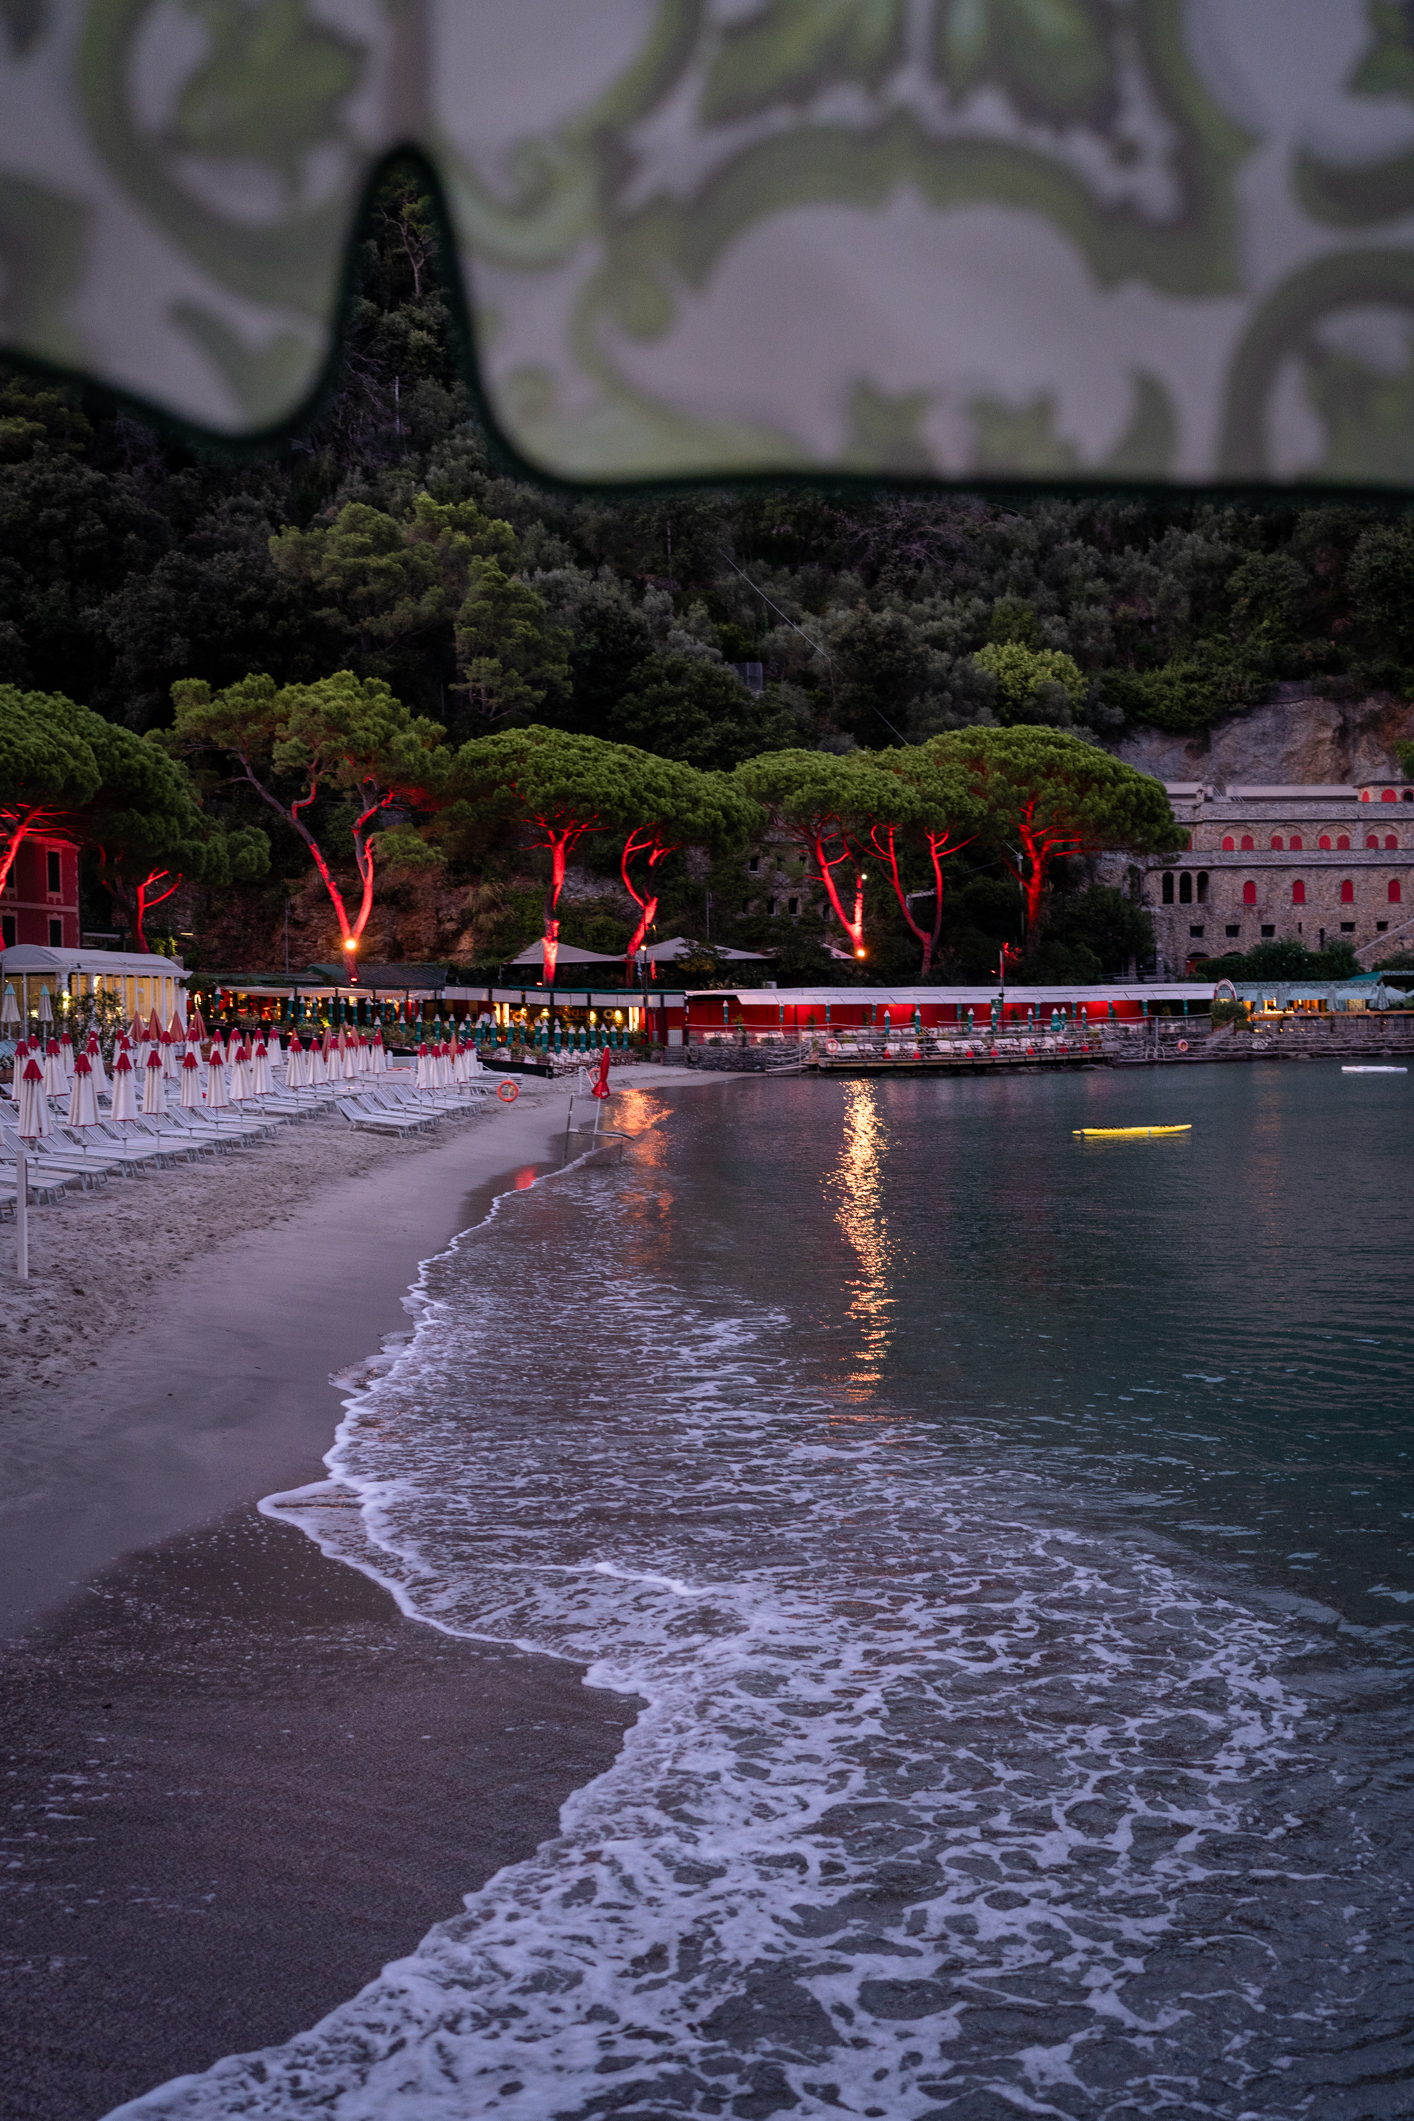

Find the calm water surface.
xmin=117 ymin=1065 xmax=1414 ymax=2121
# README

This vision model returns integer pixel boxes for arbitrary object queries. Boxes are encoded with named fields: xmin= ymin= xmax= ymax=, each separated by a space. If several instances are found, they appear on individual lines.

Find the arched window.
xmin=1292 ymin=879 xmax=1306 ymax=905
xmin=1179 ymin=873 xmax=1193 ymax=903
xmin=1319 ymin=835 xmax=1331 ymax=849
xmin=1383 ymin=788 xmax=1397 ymax=802
xmin=1404 ymin=790 xmax=1414 ymax=803
xmin=1367 ymin=833 xmax=1380 ymax=849
xmin=1243 ymin=880 xmax=1257 ymax=905
xmin=1361 ymin=790 xmax=1371 ymax=802
xmin=1387 ymin=834 xmax=1399 ymax=849
xmin=1337 ymin=835 xmax=1350 ymax=850
xmin=1162 ymin=872 xmax=1174 ymax=903
xmin=1289 ymin=835 xmax=1303 ymax=850
xmin=1197 ymin=871 xmax=1209 ymax=903
xmin=1222 ymin=835 xmax=1235 ymax=851
xmin=1270 ymin=834 xmax=1284 ymax=849
xmin=1341 ymin=878 xmax=1354 ymax=903
xmin=1240 ymin=834 xmax=1254 ymax=851
xmin=1391 ymin=879 xmax=1403 ymax=904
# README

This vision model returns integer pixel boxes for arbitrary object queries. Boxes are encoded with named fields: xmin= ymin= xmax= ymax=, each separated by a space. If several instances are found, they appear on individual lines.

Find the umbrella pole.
xmin=563 ymin=1093 xmax=574 ymax=1167
xmin=15 ymin=1145 xmax=27 ymax=1281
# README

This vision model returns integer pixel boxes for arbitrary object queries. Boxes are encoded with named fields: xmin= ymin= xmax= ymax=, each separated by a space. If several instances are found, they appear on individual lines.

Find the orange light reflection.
xmin=826 ymin=1081 xmax=897 ymax=1396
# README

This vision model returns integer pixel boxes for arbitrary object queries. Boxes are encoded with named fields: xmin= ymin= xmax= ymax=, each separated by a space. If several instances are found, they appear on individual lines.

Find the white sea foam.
xmin=108 ymin=1168 xmax=1386 ymax=2120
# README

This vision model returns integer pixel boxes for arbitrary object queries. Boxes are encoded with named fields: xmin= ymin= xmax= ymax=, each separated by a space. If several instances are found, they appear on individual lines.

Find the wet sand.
xmin=0 ymin=1063 xmax=734 ymax=2119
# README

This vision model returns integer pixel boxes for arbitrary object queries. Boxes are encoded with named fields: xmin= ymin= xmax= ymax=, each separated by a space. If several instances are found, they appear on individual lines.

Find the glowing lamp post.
xmin=342 ymin=935 xmax=358 ymax=985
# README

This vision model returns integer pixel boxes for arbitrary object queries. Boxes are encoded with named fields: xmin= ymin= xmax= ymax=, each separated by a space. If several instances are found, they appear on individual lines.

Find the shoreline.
xmin=0 ymin=1065 xmax=737 ymax=2121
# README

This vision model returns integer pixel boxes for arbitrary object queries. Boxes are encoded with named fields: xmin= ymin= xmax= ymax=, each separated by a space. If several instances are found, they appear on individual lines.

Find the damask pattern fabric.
xmin=4 ymin=1 xmax=1414 ymax=485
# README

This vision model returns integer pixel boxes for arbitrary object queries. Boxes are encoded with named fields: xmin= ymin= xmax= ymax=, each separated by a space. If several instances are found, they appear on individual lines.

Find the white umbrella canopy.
xmin=16 ymin=1054 xmax=51 ymax=1137
xmin=204 ymin=1045 xmax=230 ymax=1109
xmin=68 ymin=1052 xmax=99 ymax=1127
xmin=42 ymin=1038 xmax=66 ymax=1096
xmin=0 ymin=982 xmax=19 ymax=1031
xmin=84 ymin=1032 xmax=108 ymax=1096
xmin=251 ymin=1035 xmax=274 ymax=1096
xmin=180 ymin=1050 xmax=202 ymax=1108
xmin=37 ymin=985 xmax=53 ymax=1025
xmin=142 ymin=1047 xmax=166 ymax=1115
xmin=58 ymin=1030 xmax=75 ymax=1084
xmin=415 ymin=1041 xmax=432 ymax=1090
xmin=342 ymin=1035 xmax=359 ymax=1081
xmin=283 ymin=1033 xmax=304 ymax=1090
xmin=109 ymin=1050 xmax=138 ymax=1122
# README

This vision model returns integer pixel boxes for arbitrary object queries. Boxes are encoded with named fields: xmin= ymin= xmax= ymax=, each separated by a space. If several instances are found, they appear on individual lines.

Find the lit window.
xmin=1340 ymin=879 xmax=1354 ymax=903
xmin=1243 ymin=880 xmax=1257 ymax=905
xmin=1292 ymin=880 xmax=1305 ymax=904
xmin=1222 ymin=835 xmax=1235 ymax=851
xmin=1387 ymin=834 xmax=1399 ymax=849
xmin=1240 ymin=834 xmax=1254 ymax=851
xmin=1270 ymin=835 xmax=1283 ymax=850
xmin=1338 ymin=835 xmax=1350 ymax=850
xmin=1390 ymin=880 xmax=1403 ymax=904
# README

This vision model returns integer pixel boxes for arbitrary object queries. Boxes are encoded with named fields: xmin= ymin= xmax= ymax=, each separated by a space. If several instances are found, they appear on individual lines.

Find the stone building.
xmin=1121 ymin=777 xmax=1414 ymax=974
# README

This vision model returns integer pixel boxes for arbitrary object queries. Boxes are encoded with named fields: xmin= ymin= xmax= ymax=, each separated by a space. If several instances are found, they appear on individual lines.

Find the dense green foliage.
xmin=5 ymin=169 xmax=1404 ymax=977
xmin=1199 ymin=939 xmax=1362 ymax=982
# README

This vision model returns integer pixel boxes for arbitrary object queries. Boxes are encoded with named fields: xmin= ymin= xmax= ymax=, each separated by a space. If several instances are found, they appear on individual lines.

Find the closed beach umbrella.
xmin=304 ymin=1037 xmax=322 ymax=1088
xmin=109 ymin=1049 xmax=138 ymax=1122
xmin=85 ymin=1032 xmax=108 ymax=1096
xmin=186 ymin=1003 xmax=206 ymax=1044
xmin=370 ymin=1028 xmax=386 ymax=1074
xmin=415 ymin=1040 xmax=431 ymax=1090
xmin=58 ymin=1030 xmax=75 ymax=1084
xmin=180 ymin=1049 xmax=202 ymax=1108
xmin=357 ymin=1032 xmax=370 ymax=1073
xmin=42 ymin=1037 xmax=66 ymax=1096
xmin=341 ymin=1031 xmax=358 ymax=1081
xmin=0 ymin=983 xmax=18 ymax=1032
xmin=284 ymin=1033 xmax=304 ymax=1090
xmin=17 ymin=1054 xmax=50 ymax=1137
xmin=230 ymin=1042 xmax=252 ymax=1101
xmin=142 ymin=1046 xmax=167 ymax=1115
xmin=37 ymin=985 xmax=53 ymax=1026
xmin=251 ymin=1035 xmax=274 ymax=1096
xmin=68 ymin=1051 xmax=99 ymax=1128
xmin=205 ymin=1043 xmax=230 ymax=1109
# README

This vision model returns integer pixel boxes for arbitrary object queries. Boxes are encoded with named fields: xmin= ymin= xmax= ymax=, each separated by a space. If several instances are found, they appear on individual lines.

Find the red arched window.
xmin=1390 ymin=880 xmax=1403 ymax=903
xmin=1289 ymin=835 xmax=1303 ymax=850
xmin=1383 ymin=788 xmax=1397 ymax=802
xmin=1243 ymin=880 xmax=1257 ymax=905
xmin=1367 ymin=834 xmax=1380 ymax=849
xmin=1241 ymin=834 xmax=1254 ymax=851
xmin=1341 ymin=878 xmax=1354 ymax=903
xmin=1338 ymin=835 xmax=1350 ymax=850
xmin=1387 ymin=834 xmax=1399 ymax=849
xmin=1222 ymin=835 xmax=1235 ymax=851
xmin=1271 ymin=834 xmax=1284 ymax=850
xmin=1292 ymin=879 xmax=1306 ymax=904
xmin=1319 ymin=835 xmax=1331 ymax=849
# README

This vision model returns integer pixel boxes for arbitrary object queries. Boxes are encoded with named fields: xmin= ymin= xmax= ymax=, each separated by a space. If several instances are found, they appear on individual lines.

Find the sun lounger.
xmin=334 ymin=1096 xmax=432 ymax=1136
xmin=0 ymin=1159 xmax=70 ymax=1203
xmin=4 ymin=1125 xmax=120 ymax=1187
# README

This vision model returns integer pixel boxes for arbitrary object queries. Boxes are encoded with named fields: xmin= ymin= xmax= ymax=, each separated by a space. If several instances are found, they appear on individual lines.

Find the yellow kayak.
xmin=1074 ymin=1124 xmax=1192 ymax=1138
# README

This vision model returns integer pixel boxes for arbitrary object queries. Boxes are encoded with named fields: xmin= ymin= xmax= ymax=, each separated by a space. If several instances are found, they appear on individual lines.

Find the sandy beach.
xmin=0 ymin=1061 xmax=736 ymax=2121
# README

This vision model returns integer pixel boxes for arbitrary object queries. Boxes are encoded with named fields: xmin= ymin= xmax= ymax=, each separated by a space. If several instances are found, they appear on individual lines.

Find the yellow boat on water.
xmin=1074 ymin=1124 xmax=1192 ymax=1138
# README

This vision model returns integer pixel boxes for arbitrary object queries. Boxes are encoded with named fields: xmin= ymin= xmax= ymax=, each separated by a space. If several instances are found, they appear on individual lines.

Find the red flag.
xmin=590 ymin=1048 xmax=612 ymax=1100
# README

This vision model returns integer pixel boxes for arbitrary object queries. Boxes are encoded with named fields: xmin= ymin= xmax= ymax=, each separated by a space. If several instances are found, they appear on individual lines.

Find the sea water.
xmin=113 ymin=1066 xmax=1414 ymax=2119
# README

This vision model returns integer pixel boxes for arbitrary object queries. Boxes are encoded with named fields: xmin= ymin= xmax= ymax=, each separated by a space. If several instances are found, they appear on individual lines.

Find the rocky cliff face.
xmin=1114 ymin=688 xmax=1414 ymax=788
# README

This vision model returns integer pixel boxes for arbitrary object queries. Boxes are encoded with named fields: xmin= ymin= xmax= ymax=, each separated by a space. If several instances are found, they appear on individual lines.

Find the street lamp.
xmin=342 ymin=934 xmax=358 ymax=986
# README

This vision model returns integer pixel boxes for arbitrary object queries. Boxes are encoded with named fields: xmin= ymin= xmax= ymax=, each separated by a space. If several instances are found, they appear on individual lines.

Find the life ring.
xmin=496 ymin=1078 xmax=520 ymax=1102
xmin=1177 ymin=1039 xmax=1189 ymax=1052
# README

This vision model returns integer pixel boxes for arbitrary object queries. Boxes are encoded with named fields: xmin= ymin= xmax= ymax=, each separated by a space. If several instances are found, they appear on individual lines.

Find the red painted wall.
xmin=0 ymin=838 xmax=80 ymax=950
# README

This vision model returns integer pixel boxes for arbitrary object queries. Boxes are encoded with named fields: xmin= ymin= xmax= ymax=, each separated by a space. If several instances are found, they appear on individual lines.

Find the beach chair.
xmin=0 ymin=1156 xmax=70 ymax=1203
xmin=334 ymin=1095 xmax=431 ymax=1136
xmin=9 ymin=1123 xmax=124 ymax=1187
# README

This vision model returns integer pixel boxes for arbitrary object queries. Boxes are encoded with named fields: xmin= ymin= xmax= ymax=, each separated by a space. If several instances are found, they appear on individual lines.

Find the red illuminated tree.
xmin=734 ymin=750 xmax=899 ymax=959
xmin=866 ymin=746 xmax=981 ymax=977
xmin=171 ymin=670 xmax=445 ymax=964
xmin=618 ymin=761 xmax=761 ymax=972
xmin=0 ymin=685 xmax=103 ymax=895
xmin=938 ymin=726 xmax=1183 ymax=942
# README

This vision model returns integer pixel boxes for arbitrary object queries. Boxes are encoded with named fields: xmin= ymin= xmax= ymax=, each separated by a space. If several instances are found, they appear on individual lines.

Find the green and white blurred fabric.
xmin=6 ymin=1 xmax=1414 ymax=484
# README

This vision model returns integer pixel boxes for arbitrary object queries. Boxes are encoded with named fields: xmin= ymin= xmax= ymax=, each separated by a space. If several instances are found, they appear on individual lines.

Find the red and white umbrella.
xmin=180 ymin=1049 xmax=202 ymax=1108
xmin=251 ymin=1034 xmax=274 ymax=1096
xmin=142 ymin=1045 xmax=167 ymax=1116
xmin=415 ymin=1040 xmax=432 ymax=1090
xmin=68 ymin=1051 xmax=99 ymax=1128
xmin=85 ymin=1031 xmax=108 ymax=1096
xmin=42 ymin=1037 xmax=66 ymax=1097
xmin=205 ymin=1043 xmax=230 ymax=1109
xmin=229 ymin=1041 xmax=253 ymax=1102
xmin=17 ymin=1054 xmax=51 ymax=1137
xmin=58 ymin=1030 xmax=76 ymax=1085
xmin=285 ymin=1033 xmax=306 ymax=1090
xmin=109 ymin=1048 xmax=138 ymax=1122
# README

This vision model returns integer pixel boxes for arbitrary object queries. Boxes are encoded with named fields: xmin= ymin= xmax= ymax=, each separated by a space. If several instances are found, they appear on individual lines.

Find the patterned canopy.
xmin=4 ymin=3 xmax=1414 ymax=487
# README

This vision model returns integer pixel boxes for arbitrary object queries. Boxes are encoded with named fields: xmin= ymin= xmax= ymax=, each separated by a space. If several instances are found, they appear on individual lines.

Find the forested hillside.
xmin=6 ymin=173 xmax=1414 ymax=983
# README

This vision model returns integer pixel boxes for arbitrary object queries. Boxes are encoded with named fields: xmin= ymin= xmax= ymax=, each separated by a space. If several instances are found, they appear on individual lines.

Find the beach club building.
xmin=0 ymin=943 xmax=189 ymax=1029
xmin=0 ymin=836 xmax=80 ymax=950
